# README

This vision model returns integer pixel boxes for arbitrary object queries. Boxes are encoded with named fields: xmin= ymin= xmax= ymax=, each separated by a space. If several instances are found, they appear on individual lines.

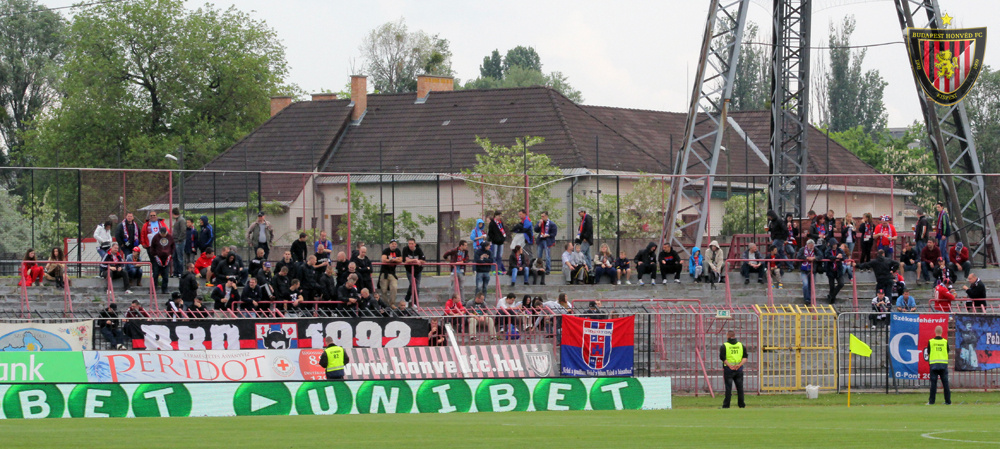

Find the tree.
xmin=0 ymin=0 xmax=65 ymax=176
xmin=336 ymin=185 xmax=435 ymax=243
xmin=359 ymin=18 xmax=453 ymax=94
xmin=964 ymin=65 xmax=1000 ymax=209
xmin=21 ymin=0 xmax=290 ymax=171
xmin=821 ymin=16 xmax=887 ymax=134
xmin=575 ymin=175 xmax=672 ymax=240
xmin=730 ymin=22 xmax=769 ymax=111
xmin=721 ymin=193 xmax=767 ymax=237
xmin=459 ymin=136 xmax=562 ymax=231
xmin=480 ymin=49 xmax=503 ymax=80
xmin=0 ymin=186 xmax=76 ymax=255
xmin=212 ymin=193 xmax=286 ymax=249
xmin=503 ymin=45 xmax=542 ymax=74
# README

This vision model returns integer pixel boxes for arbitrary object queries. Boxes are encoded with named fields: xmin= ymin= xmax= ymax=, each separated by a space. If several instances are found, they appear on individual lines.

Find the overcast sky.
xmin=43 ymin=0 xmax=1000 ymax=128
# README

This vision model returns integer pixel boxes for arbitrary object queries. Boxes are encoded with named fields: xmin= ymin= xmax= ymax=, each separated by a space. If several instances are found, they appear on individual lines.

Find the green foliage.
xmin=480 ymin=49 xmax=503 ymax=80
xmin=721 ymin=193 xmax=767 ymax=237
xmin=458 ymin=136 xmax=562 ymax=232
xmin=359 ymin=18 xmax=453 ymax=94
xmin=964 ymin=65 xmax=1000 ymax=208
xmin=822 ymin=16 xmax=887 ymax=134
xmin=462 ymin=66 xmax=583 ymax=103
xmin=0 ymin=186 xmax=77 ymax=255
xmin=336 ymin=185 xmax=436 ymax=244
xmin=503 ymin=46 xmax=542 ymax=74
xmin=20 ymin=0 xmax=290 ymax=171
xmin=210 ymin=192 xmax=285 ymax=249
xmin=575 ymin=175 xmax=672 ymax=240
xmin=0 ymin=0 xmax=66 ymax=175
xmin=730 ymin=22 xmax=769 ymax=111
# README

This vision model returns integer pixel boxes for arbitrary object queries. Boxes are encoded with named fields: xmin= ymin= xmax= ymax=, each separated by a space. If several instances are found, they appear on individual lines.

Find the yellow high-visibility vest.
xmin=724 ymin=341 xmax=745 ymax=366
xmin=325 ymin=345 xmax=345 ymax=372
xmin=928 ymin=338 xmax=948 ymax=365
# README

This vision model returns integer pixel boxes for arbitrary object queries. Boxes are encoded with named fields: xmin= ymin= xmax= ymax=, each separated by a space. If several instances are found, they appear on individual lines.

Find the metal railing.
xmin=16 ymin=260 xmax=156 ymax=317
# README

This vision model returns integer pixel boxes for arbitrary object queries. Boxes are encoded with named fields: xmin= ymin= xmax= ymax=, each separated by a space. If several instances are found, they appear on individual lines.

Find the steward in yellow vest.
xmin=319 ymin=336 xmax=350 ymax=380
xmin=719 ymin=331 xmax=747 ymax=409
xmin=922 ymin=325 xmax=951 ymax=405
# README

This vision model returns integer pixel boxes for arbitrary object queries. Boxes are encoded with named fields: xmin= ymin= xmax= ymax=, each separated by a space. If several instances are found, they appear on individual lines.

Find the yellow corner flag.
xmin=849 ymin=334 xmax=872 ymax=357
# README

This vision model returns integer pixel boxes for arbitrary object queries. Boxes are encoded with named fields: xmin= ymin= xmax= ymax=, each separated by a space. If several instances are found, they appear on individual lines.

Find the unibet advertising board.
xmin=0 ymin=377 xmax=670 ymax=418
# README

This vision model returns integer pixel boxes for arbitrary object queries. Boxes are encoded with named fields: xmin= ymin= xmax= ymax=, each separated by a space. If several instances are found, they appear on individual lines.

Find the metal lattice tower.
xmin=662 ymin=0 xmax=750 ymax=251
xmin=769 ymin=0 xmax=811 ymax=219
xmin=895 ymin=0 xmax=1000 ymax=262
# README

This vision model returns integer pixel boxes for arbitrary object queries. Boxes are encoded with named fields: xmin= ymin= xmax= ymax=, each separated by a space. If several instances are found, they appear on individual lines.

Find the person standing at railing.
xmin=140 ymin=211 xmax=169 ymax=265
xmin=172 ymin=208 xmax=186 ymax=277
xmin=512 ymin=208 xmax=534 ymax=257
xmin=150 ymin=226 xmax=175 ymax=295
xmin=857 ymin=213 xmax=875 ymax=268
xmin=576 ymin=207 xmax=594 ymax=271
xmin=101 ymin=243 xmax=132 ymax=294
xmin=334 ymin=251 xmax=349 ymax=286
xmin=766 ymin=210 xmax=788 ymax=266
xmin=351 ymin=246 xmax=374 ymax=294
xmin=934 ymin=202 xmax=951 ymax=266
xmin=403 ymin=238 xmax=425 ymax=304
xmin=488 ymin=211 xmax=507 ymax=273
xmin=534 ymin=211 xmax=557 ymax=272
xmin=197 ymin=216 xmax=213 ymax=254
xmin=914 ymin=208 xmax=930 ymax=257
xmin=474 ymin=241 xmax=493 ymax=296
xmin=874 ymin=215 xmax=898 ymax=260
xmin=94 ymin=220 xmax=114 ymax=262
xmin=246 ymin=211 xmax=274 ymax=260
xmin=841 ymin=213 xmax=856 ymax=257
xmin=379 ymin=239 xmax=403 ymax=304
xmin=796 ymin=239 xmax=818 ymax=305
xmin=825 ymin=239 xmax=845 ymax=305
xmin=116 ymin=212 xmax=141 ymax=256
xmin=183 ymin=218 xmax=198 ymax=266
xmin=443 ymin=240 xmax=469 ymax=296
xmin=336 ymin=274 xmax=361 ymax=317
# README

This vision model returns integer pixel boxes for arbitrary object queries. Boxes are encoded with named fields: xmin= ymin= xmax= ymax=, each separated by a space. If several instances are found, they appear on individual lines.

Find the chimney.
xmin=350 ymin=75 xmax=367 ymax=122
xmin=270 ymin=96 xmax=293 ymax=117
xmin=416 ymin=75 xmax=454 ymax=100
xmin=311 ymin=92 xmax=337 ymax=101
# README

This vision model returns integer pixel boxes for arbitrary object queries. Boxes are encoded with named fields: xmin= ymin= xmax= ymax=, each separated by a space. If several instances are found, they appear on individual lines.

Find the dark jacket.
xmin=534 ymin=218 xmax=558 ymax=248
xmin=859 ymin=255 xmax=898 ymax=281
xmin=319 ymin=274 xmax=338 ymax=302
xmin=767 ymin=211 xmax=788 ymax=241
xmin=967 ymin=279 xmax=987 ymax=299
xmin=336 ymin=284 xmax=360 ymax=309
xmin=116 ymin=219 xmax=140 ymax=249
xmin=318 ymin=344 xmax=350 ymax=368
xmin=635 ymin=242 xmax=657 ymax=267
xmin=474 ymin=243 xmax=493 ymax=273
xmin=290 ymin=240 xmax=308 ymax=263
xmin=351 ymin=254 xmax=373 ymax=290
xmin=210 ymin=284 xmax=240 ymax=310
xmin=914 ymin=215 xmax=929 ymax=242
xmin=241 ymin=284 xmax=262 ymax=310
xmin=335 ymin=259 xmax=350 ymax=286
xmin=179 ymin=271 xmax=199 ymax=303
xmin=184 ymin=226 xmax=198 ymax=255
xmin=402 ymin=244 xmax=425 ymax=276
xmin=487 ymin=218 xmax=507 ymax=245
xmin=658 ymin=248 xmax=681 ymax=269
xmin=197 ymin=216 xmax=213 ymax=251
xmin=577 ymin=214 xmax=593 ymax=245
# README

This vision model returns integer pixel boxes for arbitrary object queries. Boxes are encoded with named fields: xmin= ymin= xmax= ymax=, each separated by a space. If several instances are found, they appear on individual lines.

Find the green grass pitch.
xmin=3 ymin=392 xmax=1000 ymax=448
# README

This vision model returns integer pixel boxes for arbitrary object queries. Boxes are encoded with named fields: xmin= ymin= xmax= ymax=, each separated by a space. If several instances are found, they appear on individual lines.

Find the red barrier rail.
xmin=929 ymin=297 xmax=1000 ymax=313
xmin=724 ymin=257 xmax=858 ymax=309
xmin=371 ymin=261 xmax=502 ymax=306
xmin=19 ymin=260 xmax=156 ymax=317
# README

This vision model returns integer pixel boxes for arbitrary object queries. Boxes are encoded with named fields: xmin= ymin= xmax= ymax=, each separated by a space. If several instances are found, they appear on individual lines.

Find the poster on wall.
xmin=0 ymin=321 xmax=93 ymax=351
xmin=560 ymin=315 xmax=634 ymax=377
xmin=889 ymin=313 xmax=949 ymax=379
xmin=131 ymin=317 xmax=429 ymax=350
xmin=954 ymin=315 xmax=1000 ymax=371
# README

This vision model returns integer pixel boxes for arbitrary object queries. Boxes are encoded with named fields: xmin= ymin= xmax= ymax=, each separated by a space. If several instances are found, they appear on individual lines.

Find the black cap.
xmin=171 ymin=292 xmax=182 ymax=299
xmin=108 ymin=303 xmax=117 ymax=310
xmin=257 ymin=211 xmax=265 ymax=217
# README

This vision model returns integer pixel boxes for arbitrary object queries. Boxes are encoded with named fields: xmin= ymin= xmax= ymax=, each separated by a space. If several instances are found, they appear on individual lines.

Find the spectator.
xmin=933 ymin=257 xmax=955 ymax=287
xmin=116 ymin=212 xmax=141 ymax=255
xmin=688 ymin=246 xmax=704 ymax=283
xmin=166 ymin=292 xmax=184 ymax=321
xmin=124 ymin=247 xmax=144 ymax=288
xmin=900 ymin=241 xmax=920 ymax=282
xmin=286 ymin=279 xmax=306 ymax=314
xmin=896 ymin=288 xmax=917 ymax=312
xmin=914 ymin=208 xmax=929 ymax=256
xmin=705 ymin=240 xmax=725 ymax=287
xmin=508 ymin=245 xmax=529 ymax=286
xmin=785 ymin=213 xmax=800 ymax=270
xmin=767 ymin=245 xmax=783 ymax=289
xmin=351 ymin=246 xmax=374 ymax=293
xmin=98 ymin=304 xmax=126 ymax=350
xmin=43 ymin=247 xmax=67 ymax=289
xmin=576 ymin=207 xmax=594 ymax=271
xmin=248 ymin=248 xmax=266 ymax=279
xmin=171 ymin=208 xmax=186 ymax=277
xmin=179 ymin=263 xmax=199 ymax=310
xmin=246 ymin=212 xmax=274 ymax=259
xmin=100 ymin=243 xmax=131 ymax=294
xmin=809 ymin=214 xmax=828 ymax=245
xmin=123 ymin=299 xmax=150 ymax=339
xmin=474 ymin=241 xmax=493 ymax=296
xmin=442 ymin=241 xmax=469 ymax=296
xmin=149 ymin=226 xmax=175 ymax=295
xmin=428 ymin=319 xmax=447 ymax=346
xmin=94 ymin=220 xmax=114 ymax=262
xmin=496 ymin=292 xmax=524 ymax=333
xmin=870 ymin=289 xmax=892 ymax=328
xmin=740 ymin=243 xmax=764 ymax=284
xmin=314 ymin=230 xmax=334 ymax=262
xmin=211 ymin=247 xmax=237 ymax=286
xmin=841 ymin=213 xmax=856 ymax=256
xmin=487 ymin=211 xmax=507 ymax=273
xmin=796 ymin=239 xmax=818 ymax=305
xmin=402 ymin=238 xmax=425 ymax=303
xmin=635 ymin=242 xmax=658 ymax=285
xmin=583 ymin=301 xmax=607 ymax=320
xmin=615 ymin=250 xmax=632 ymax=285
xmin=211 ymin=278 xmax=240 ymax=310
xmin=766 ymin=210 xmax=788 ymax=264
xmin=183 ymin=218 xmax=198 ymax=265
xmin=594 ymin=243 xmax=617 ymax=284
xmin=139 ymin=211 xmax=168 ymax=262
xmin=857 ymin=213 xmax=875 ymax=267
xmin=949 ymin=242 xmax=971 ymax=280
xmin=934 ymin=202 xmax=951 ymax=265
xmin=840 ymin=243 xmax=856 ymax=281
xmin=379 ymin=239 xmax=403 ymax=303
xmin=197 ymin=216 xmax=213 ymax=253
xmin=470 ymin=218 xmax=487 ymax=248
xmin=257 ymin=262 xmax=275 ymax=303
xmin=858 ymin=249 xmax=898 ymax=296
xmin=874 ymin=215 xmax=897 ymax=259
xmin=534 ymin=211 xmax=557 ymax=272
xmin=825 ymin=239 xmax=845 ymax=304
xmin=919 ymin=239 xmax=941 ymax=284
xmin=962 ymin=273 xmax=986 ymax=311
xmin=188 ymin=297 xmax=208 ymax=317
xmin=271 ymin=266 xmax=292 ymax=309
xmin=466 ymin=293 xmax=496 ymax=341
xmin=318 ymin=265 xmax=338 ymax=307
xmin=530 ymin=255 xmax=548 ymax=285
xmin=444 ymin=294 xmax=468 ymax=332
xmin=290 ymin=232 xmax=309 ymax=263
xmin=336 ymin=274 xmax=361 ymax=315
xmin=194 ymin=248 xmax=214 ymax=280
xmin=357 ymin=288 xmax=377 ymax=315
xmin=542 ymin=293 xmax=572 ymax=315
xmin=566 ymin=243 xmax=589 ymax=284
xmin=512 ymin=208 xmax=534 ymax=255
xmin=390 ymin=300 xmax=412 ymax=318
xmin=659 ymin=242 xmax=682 ymax=283
xmin=933 ymin=283 xmax=956 ymax=312
xmin=299 ymin=255 xmax=322 ymax=302
xmin=334 ymin=251 xmax=350 ymax=286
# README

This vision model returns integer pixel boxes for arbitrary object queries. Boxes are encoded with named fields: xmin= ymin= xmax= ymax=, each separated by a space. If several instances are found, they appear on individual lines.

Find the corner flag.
xmin=849 ymin=334 xmax=871 ymax=357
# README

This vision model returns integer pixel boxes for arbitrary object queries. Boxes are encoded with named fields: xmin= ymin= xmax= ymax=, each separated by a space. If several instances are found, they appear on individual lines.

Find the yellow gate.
xmin=755 ymin=305 xmax=838 ymax=391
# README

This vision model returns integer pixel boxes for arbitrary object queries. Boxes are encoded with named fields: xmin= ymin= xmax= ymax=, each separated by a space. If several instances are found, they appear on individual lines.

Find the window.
xmin=438 ymin=211 xmax=461 ymax=244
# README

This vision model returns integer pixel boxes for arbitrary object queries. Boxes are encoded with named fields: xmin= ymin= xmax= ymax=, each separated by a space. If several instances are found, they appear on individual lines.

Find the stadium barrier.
xmin=0 ymin=377 xmax=671 ymax=418
xmin=756 ymin=305 xmax=838 ymax=391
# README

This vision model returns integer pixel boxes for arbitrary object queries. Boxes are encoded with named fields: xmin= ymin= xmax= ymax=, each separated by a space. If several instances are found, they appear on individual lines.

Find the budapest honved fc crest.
xmin=906 ymin=27 xmax=987 ymax=106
